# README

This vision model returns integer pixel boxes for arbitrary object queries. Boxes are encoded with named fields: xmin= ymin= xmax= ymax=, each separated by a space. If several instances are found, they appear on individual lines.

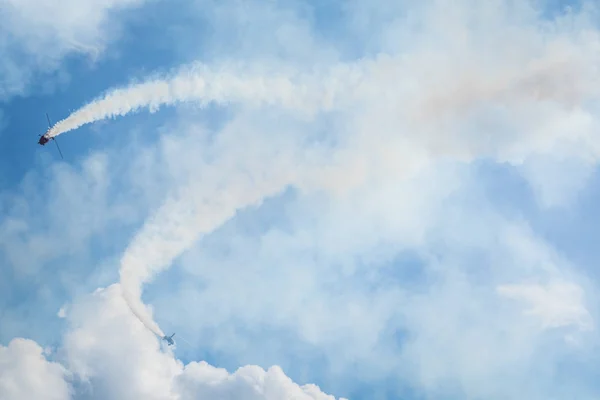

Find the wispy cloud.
xmin=0 ymin=0 xmax=149 ymax=99
xmin=497 ymin=281 xmax=593 ymax=331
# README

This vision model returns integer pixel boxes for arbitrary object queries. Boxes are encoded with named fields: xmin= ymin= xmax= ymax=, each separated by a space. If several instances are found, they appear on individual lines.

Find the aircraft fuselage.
xmin=38 ymin=135 xmax=50 ymax=145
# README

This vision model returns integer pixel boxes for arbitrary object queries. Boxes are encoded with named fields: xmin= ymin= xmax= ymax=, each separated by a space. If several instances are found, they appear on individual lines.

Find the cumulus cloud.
xmin=0 ymin=338 xmax=70 ymax=400
xmin=0 ymin=284 xmax=347 ymax=400
xmin=56 ymin=285 xmax=342 ymax=400
xmin=176 ymin=363 xmax=342 ymax=400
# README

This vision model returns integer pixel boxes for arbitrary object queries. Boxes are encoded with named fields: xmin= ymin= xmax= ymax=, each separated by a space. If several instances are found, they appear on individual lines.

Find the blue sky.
xmin=2 ymin=0 xmax=600 ymax=399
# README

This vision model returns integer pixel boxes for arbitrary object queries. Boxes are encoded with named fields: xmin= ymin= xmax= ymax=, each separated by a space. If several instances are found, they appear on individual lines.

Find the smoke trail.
xmin=45 ymin=62 xmax=365 ymax=138
xmin=77 ymin=61 xmax=361 ymax=339
xmin=118 ymin=159 xmax=300 ymax=339
xmin=120 ymin=285 xmax=164 ymax=337
xmin=44 ymin=53 xmax=590 ymax=141
xmin=100 ymin=37 xmax=600 ymax=340
xmin=45 ymin=61 xmax=365 ymax=338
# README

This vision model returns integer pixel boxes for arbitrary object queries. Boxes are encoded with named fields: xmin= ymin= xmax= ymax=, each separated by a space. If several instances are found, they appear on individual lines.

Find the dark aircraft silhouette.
xmin=163 ymin=333 xmax=175 ymax=346
xmin=38 ymin=113 xmax=63 ymax=159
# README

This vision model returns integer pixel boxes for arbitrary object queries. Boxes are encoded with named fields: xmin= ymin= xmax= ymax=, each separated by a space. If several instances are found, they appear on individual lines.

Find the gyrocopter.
xmin=163 ymin=333 xmax=175 ymax=346
xmin=37 ymin=113 xmax=63 ymax=159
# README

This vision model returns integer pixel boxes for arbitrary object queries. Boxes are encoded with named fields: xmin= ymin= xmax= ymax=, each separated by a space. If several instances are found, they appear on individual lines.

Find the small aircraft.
xmin=38 ymin=113 xmax=63 ymax=159
xmin=163 ymin=333 xmax=175 ymax=346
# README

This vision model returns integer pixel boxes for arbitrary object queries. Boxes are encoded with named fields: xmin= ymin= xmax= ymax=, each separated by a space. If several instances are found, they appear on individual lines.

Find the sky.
xmin=1 ymin=0 xmax=600 ymax=399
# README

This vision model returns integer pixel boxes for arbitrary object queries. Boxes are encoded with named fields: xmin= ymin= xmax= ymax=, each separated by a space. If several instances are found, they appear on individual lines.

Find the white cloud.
xmin=186 ymin=0 xmax=341 ymax=65
xmin=0 ymin=284 xmax=344 ymax=400
xmin=0 ymin=338 xmax=70 ymax=400
xmin=55 ymin=284 xmax=342 ymax=400
xmin=0 ymin=152 xmax=137 ymax=278
xmin=3 ymin=0 xmax=600 ymax=399
xmin=57 ymin=306 xmax=68 ymax=319
xmin=0 ymin=0 xmax=149 ymax=98
xmin=176 ymin=363 xmax=343 ymax=400
xmin=497 ymin=281 xmax=594 ymax=331
xmin=519 ymin=152 xmax=595 ymax=208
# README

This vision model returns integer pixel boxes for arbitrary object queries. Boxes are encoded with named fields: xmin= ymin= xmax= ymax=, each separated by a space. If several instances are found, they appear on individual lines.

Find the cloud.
xmin=0 ymin=152 xmax=135 ymax=279
xmin=0 ymin=338 xmax=70 ymax=400
xmin=3 ymin=0 xmax=600 ymax=399
xmin=519 ymin=151 xmax=595 ymax=208
xmin=497 ymin=281 xmax=593 ymax=331
xmin=56 ymin=284 xmax=342 ymax=400
xmin=176 ymin=363 xmax=342 ymax=400
xmin=157 ymin=151 xmax=597 ymax=398
xmin=0 ymin=0 xmax=149 ymax=99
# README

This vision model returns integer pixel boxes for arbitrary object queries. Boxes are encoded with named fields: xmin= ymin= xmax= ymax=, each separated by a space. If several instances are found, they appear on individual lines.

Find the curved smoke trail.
xmin=39 ymin=61 xmax=363 ymax=340
xmin=45 ymin=62 xmax=365 ymax=139
xmin=42 ymin=61 xmax=366 ymax=339
xmin=97 ymin=68 xmax=337 ymax=338
xmin=118 ymin=163 xmax=298 ymax=340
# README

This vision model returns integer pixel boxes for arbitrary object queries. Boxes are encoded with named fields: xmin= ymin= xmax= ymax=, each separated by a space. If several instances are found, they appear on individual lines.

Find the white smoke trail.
xmin=60 ymin=61 xmax=361 ymax=339
xmin=42 ymin=60 xmax=366 ymax=338
xmin=118 ymin=158 xmax=302 ymax=339
xmin=45 ymin=62 xmax=365 ymax=138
